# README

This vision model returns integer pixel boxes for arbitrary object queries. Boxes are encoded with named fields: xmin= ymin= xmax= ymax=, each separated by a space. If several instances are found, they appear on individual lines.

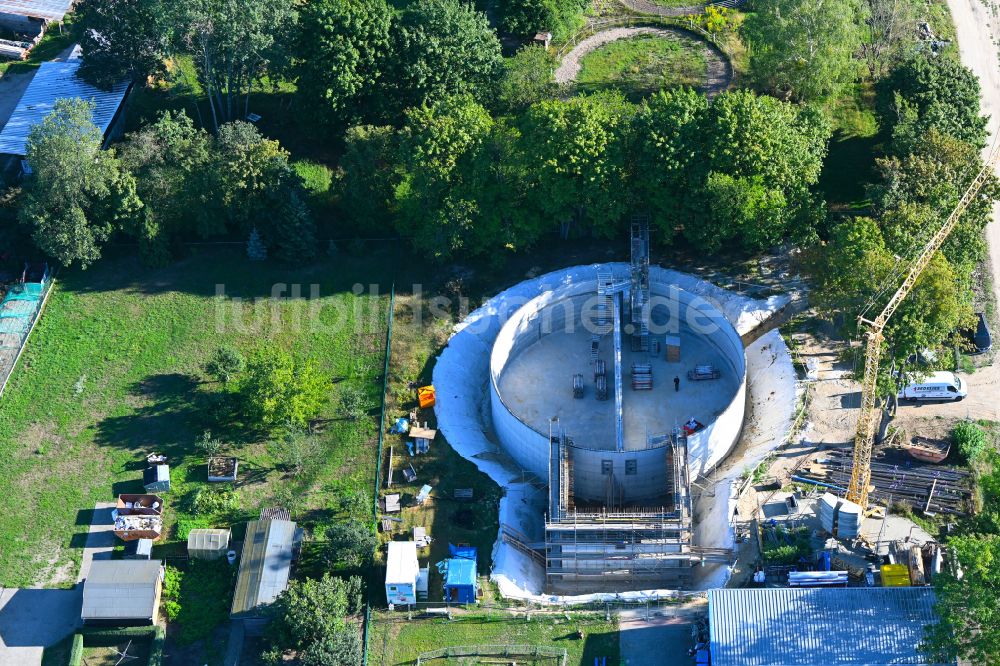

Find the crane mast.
xmin=846 ymin=146 xmax=1000 ymax=510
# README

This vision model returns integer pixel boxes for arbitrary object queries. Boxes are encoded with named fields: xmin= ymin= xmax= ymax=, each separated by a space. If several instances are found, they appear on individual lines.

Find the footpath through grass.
xmin=368 ymin=610 xmax=620 ymax=665
xmin=0 ymin=246 xmax=394 ymax=587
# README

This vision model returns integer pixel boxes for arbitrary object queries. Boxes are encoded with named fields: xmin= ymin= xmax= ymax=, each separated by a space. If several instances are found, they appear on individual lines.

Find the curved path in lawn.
xmin=554 ymin=26 xmax=732 ymax=97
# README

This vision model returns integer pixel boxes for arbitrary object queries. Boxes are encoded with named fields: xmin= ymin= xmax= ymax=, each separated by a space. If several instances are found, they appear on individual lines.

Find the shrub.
xmin=161 ymin=561 xmax=235 ymax=645
xmin=163 ymin=567 xmax=183 ymax=621
xmin=175 ymin=516 xmax=210 ymax=540
xmin=205 ymin=346 xmax=244 ymax=383
xmin=954 ymin=421 xmax=989 ymax=462
xmin=191 ymin=487 xmax=241 ymax=517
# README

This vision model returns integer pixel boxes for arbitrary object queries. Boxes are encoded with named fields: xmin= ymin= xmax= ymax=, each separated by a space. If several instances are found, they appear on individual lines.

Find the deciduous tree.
xmin=237 ymin=347 xmax=328 ymax=429
xmin=518 ymin=92 xmax=633 ymax=239
xmin=295 ymin=0 xmax=391 ymax=128
xmin=20 ymin=99 xmax=141 ymax=268
xmin=741 ymin=0 xmax=861 ymax=101
xmin=74 ymin=0 xmax=168 ymax=87
xmin=387 ymin=0 xmax=503 ymax=116
xmin=879 ymin=52 xmax=988 ymax=153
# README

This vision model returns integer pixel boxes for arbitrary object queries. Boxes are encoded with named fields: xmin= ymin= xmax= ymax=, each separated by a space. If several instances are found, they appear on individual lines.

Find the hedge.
xmin=68 ymin=634 xmax=83 ymax=666
xmin=148 ymin=626 xmax=165 ymax=666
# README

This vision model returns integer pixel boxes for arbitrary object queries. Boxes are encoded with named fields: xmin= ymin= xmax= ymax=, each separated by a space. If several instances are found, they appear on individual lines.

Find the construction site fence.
xmin=416 ymin=645 xmax=567 ymax=665
xmin=363 ymin=284 xmax=395 ymax=666
xmin=372 ymin=594 xmax=704 ymax=617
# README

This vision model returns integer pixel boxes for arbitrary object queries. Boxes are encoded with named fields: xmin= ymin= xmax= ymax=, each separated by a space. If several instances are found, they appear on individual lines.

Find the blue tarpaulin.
xmin=439 ymin=545 xmax=477 ymax=604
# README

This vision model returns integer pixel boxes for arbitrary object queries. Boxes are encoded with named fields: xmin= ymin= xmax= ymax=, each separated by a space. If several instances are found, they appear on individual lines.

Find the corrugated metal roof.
xmin=708 ymin=588 xmax=950 ymax=666
xmin=81 ymin=560 xmax=161 ymax=620
xmin=0 ymin=60 xmax=130 ymax=157
xmin=386 ymin=541 xmax=419 ymax=585
xmin=0 ymin=0 xmax=74 ymax=22
xmin=231 ymin=519 xmax=295 ymax=618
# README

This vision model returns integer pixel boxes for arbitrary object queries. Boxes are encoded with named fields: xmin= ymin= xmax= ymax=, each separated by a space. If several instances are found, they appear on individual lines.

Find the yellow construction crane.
xmin=846 ymin=146 xmax=1000 ymax=511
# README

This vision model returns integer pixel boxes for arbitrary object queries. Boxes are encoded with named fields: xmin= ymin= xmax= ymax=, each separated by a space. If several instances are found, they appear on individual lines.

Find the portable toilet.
xmin=385 ymin=541 xmax=420 ymax=605
xmin=143 ymin=465 xmax=170 ymax=493
xmin=440 ymin=545 xmax=477 ymax=604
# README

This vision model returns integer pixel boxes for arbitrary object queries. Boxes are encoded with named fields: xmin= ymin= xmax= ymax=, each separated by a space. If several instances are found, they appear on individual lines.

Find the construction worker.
xmin=673 ymin=375 xmax=680 ymax=392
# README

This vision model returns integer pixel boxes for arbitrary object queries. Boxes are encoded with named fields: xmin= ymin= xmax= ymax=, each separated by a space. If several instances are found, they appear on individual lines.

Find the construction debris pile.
xmin=797 ymin=450 xmax=972 ymax=515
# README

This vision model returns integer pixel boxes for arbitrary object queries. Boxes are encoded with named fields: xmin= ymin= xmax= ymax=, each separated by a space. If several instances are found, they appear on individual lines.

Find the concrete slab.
xmin=77 ymin=502 xmax=116 ymax=583
xmin=620 ymin=617 xmax=694 ymax=666
xmin=0 ymin=587 xmax=80 ymax=666
xmin=498 ymin=327 xmax=738 ymax=450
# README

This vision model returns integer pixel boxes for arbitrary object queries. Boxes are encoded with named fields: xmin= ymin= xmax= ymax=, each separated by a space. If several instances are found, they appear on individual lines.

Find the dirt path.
xmin=553 ymin=26 xmax=731 ymax=96
xmin=947 ymin=0 xmax=1000 ymax=325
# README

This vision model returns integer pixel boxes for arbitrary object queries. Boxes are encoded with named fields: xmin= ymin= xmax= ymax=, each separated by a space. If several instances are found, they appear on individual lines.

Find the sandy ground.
xmin=553 ymin=27 xmax=731 ymax=97
xmin=947 ymin=0 xmax=1000 ymax=319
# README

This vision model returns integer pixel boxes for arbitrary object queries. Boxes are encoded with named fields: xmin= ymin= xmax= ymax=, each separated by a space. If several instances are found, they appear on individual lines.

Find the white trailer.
xmin=385 ymin=541 xmax=420 ymax=605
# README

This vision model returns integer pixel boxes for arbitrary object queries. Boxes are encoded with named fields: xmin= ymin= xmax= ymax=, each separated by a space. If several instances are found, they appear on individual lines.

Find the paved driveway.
xmin=0 ymin=588 xmax=80 ymax=666
xmin=0 ymin=502 xmax=117 ymax=665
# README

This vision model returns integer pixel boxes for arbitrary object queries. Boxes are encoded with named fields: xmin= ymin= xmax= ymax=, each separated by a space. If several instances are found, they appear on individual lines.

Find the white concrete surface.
xmin=0 ymin=588 xmax=80 ymax=666
xmin=77 ymin=502 xmax=116 ymax=584
xmin=435 ymin=263 xmax=796 ymax=601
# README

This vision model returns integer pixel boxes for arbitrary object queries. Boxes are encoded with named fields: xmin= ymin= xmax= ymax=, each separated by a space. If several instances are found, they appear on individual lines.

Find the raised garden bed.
xmin=207 ymin=457 xmax=238 ymax=482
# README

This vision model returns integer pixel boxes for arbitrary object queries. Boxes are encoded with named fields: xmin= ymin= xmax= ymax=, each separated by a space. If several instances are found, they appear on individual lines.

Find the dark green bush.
xmin=953 ymin=421 xmax=988 ymax=462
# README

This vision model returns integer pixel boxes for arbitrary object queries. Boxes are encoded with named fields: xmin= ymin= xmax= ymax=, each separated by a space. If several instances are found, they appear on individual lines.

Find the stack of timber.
xmin=797 ymin=450 xmax=972 ymax=515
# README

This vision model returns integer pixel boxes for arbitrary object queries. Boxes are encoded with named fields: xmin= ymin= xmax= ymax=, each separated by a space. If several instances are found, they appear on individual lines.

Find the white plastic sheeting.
xmin=433 ymin=263 xmax=795 ymax=602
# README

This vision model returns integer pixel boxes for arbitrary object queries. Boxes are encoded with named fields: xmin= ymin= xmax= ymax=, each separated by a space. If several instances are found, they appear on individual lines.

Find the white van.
xmin=898 ymin=371 xmax=967 ymax=402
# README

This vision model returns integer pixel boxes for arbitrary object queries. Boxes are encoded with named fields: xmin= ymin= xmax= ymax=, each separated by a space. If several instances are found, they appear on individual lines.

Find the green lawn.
xmin=576 ymin=34 xmax=709 ymax=100
xmin=0 ymin=246 xmax=392 ymax=587
xmin=0 ymin=23 xmax=75 ymax=76
xmin=368 ymin=611 xmax=620 ymax=665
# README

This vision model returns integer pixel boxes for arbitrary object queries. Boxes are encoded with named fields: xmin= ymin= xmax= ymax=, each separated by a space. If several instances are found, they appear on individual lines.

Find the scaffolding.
xmin=629 ymin=216 xmax=651 ymax=353
xmin=544 ymin=431 xmax=700 ymax=593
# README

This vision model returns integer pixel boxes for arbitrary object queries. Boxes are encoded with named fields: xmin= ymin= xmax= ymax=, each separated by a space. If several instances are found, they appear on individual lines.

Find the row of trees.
xmin=806 ymin=52 xmax=997 ymax=366
xmin=20 ymin=101 xmax=315 ymax=268
xmin=75 ymin=0 xmax=506 ymax=132
xmin=340 ymin=88 xmax=831 ymax=261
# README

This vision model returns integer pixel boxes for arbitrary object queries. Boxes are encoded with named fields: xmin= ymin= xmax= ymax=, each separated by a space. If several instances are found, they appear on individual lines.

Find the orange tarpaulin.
xmin=418 ymin=385 xmax=436 ymax=409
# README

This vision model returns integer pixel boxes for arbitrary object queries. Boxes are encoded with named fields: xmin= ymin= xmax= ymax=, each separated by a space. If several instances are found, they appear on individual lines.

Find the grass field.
xmin=368 ymin=611 xmax=620 ymax=665
xmin=576 ymin=34 xmax=709 ymax=99
xmin=0 ymin=246 xmax=393 ymax=588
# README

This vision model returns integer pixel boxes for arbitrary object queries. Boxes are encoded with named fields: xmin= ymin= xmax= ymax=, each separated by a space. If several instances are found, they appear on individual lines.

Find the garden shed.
xmin=187 ymin=528 xmax=231 ymax=560
xmin=439 ymin=545 xmax=478 ymax=604
xmin=231 ymin=519 xmax=297 ymax=622
xmin=142 ymin=464 xmax=170 ymax=493
xmin=81 ymin=560 xmax=163 ymax=626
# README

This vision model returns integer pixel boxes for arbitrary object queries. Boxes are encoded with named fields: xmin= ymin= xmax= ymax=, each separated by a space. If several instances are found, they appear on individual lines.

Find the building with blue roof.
xmin=708 ymin=587 xmax=952 ymax=666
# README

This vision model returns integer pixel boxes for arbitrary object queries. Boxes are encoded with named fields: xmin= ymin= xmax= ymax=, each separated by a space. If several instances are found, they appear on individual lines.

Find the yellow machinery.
xmin=846 ymin=146 xmax=1000 ymax=511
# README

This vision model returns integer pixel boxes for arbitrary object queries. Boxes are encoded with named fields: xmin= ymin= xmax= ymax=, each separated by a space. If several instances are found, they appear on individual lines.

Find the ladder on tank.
xmin=592 ymin=270 xmax=615 ymax=361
